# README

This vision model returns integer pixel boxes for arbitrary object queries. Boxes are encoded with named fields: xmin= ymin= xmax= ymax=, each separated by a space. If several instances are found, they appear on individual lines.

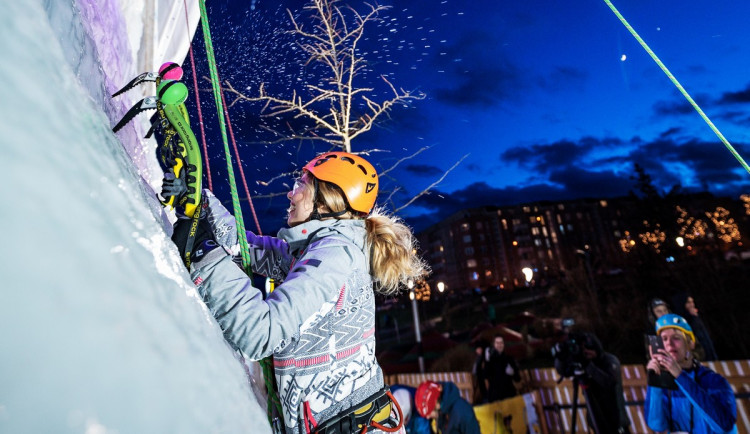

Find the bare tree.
xmin=221 ymin=0 xmax=466 ymax=211
xmin=224 ymin=0 xmax=423 ymax=152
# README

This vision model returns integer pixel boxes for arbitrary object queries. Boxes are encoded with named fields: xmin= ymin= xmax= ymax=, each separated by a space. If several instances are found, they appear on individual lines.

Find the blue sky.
xmin=188 ymin=0 xmax=750 ymax=232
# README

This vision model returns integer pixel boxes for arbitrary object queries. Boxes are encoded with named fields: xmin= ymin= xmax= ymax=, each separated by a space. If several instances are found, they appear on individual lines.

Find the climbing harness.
xmin=304 ymin=386 xmax=404 ymax=434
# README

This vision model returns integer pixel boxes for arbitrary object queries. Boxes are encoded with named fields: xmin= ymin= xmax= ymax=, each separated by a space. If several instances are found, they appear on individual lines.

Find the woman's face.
xmin=652 ymin=304 xmax=669 ymax=319
xmin=286 ymin=173 xmax=315 ymax=227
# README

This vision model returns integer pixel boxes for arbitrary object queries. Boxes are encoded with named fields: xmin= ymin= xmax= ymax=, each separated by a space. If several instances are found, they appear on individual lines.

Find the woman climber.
xmin=169 ymin=151 xmax=427 ymax=433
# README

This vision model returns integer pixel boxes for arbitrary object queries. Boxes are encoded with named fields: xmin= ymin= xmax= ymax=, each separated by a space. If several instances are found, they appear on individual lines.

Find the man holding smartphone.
xmin=645 ymin=314 xmax=737 ymax=433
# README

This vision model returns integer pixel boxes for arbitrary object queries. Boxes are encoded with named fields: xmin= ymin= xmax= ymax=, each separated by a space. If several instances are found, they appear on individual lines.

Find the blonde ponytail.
xmin=315 ymin=178 xmax=429 ymax=294
xmin=366 ymin=209 xmax=429 ymax=295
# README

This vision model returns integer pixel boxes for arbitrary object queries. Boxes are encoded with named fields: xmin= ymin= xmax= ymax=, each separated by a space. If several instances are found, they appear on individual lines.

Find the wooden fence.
xmin=386 ymin=359 xmax=750 ymax=433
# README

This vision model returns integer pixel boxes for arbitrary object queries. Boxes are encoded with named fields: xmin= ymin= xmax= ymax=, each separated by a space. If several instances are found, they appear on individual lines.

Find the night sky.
xmin=184 ymin=0 xmax=750 ymax=234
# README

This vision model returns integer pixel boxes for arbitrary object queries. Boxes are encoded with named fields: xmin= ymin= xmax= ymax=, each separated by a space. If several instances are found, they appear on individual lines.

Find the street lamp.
xmin=521 ymin=267 xmax=533 ymax=285
xmin=437 ymin=281 xmax=445 ymax=293
xmin=676 ymin=236 xmax=685 ymax=247
xmin=407 ymin=279 xmax=424 ymax=373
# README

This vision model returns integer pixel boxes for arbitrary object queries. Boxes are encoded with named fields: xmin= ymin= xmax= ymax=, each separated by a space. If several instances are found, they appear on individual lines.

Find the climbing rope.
xmin=603 ymin=0 xmax=750 ymax=175
xmin=196 ymin=0 xmax=281 ymax=421
xmin=181 ymin=0 xmax=212 ymax=190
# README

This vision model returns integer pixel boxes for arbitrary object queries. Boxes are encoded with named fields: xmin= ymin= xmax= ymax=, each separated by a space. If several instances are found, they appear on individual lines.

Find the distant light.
xmin=676 ymin=236 xmax=685 ymax=247
xmin=666 ymin=256 xmax=675 ymax=263
xmin=620 ymin=54 xmax=627 ymax=61
xmin=437 ymin=282 xmax=445 ymax=293
xmin=522 ymin=267 xmax=533 ymax=283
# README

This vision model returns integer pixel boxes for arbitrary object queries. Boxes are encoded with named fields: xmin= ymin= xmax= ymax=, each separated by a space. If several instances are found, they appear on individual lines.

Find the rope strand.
xmin=197 ymin=0 xmax=281 ymax=421
xmin=182 ymin=0 xmax=212 ymax=190
xmin=603 ymin=0 xmax=750 ymax=175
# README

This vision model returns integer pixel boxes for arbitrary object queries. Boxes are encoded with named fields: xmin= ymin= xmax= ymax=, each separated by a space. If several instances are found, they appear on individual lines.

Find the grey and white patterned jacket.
xmin=190 ymin=218 xmax=384 ymax=433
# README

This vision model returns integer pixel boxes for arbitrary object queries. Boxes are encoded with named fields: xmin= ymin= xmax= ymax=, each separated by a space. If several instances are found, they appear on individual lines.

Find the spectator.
xmin=415 ymin=381 xmax=480 ymax=434
xmin=391 ymin=385 xmax=431 ymax=434
xmin=645 ymin=298 xmax=671 ymax=356
xmin=645 ymin=313 xmax=737 ymax=433
xmin=485 ymin=335 xmax=521 ymax=402
xmin=471 ymin=345 xmax=487 ymax=404
xmin=579 ymin=332 xmax=631 ymax=434
xmin=647 ymin=298 xmax=670 ymax=332
xmin=672 ymin=293 xmax=718 ymax=361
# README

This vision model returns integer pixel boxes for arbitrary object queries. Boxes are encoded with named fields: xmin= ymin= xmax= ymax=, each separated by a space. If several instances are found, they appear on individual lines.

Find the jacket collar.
xmin=277 ymin=219 xmax=367 ymax=255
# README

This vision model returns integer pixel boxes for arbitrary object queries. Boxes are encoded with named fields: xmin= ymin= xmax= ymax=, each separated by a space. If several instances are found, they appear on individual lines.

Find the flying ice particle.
xmin=620 ymin=54 xmax=627 ymax=61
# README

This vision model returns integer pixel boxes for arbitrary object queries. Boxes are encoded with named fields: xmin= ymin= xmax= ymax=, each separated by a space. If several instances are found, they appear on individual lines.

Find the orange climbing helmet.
xmin=303 ymin=152 xmax=379 ymax=214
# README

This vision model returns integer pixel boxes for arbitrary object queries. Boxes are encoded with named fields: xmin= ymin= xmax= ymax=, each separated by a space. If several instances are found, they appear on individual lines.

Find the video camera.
xmin=551 ymin=331 xmax=589 ymax=378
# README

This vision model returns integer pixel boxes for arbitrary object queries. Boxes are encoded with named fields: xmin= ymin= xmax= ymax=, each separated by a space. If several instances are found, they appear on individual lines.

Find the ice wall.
xmin=0 ymin=0 xmax=270 ymax=432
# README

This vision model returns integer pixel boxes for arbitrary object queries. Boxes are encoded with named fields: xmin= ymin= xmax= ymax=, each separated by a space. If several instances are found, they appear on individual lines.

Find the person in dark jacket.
xmin=672 ymin=293 xmax=718 ymax=361
xmin=471 ymin=345 xmax=487 ymax=404
xmin=484 ymin=335 xmax=520 ymax=402
xmin=645 ymin=313 xmax=736 ymax=433
xmin=415 ymin=381 xmax=480 ymax=434
xmin=644 ymin=298 xmax=671 ymax=359
xmin=580 ymin=332 xmax=631 ymax=434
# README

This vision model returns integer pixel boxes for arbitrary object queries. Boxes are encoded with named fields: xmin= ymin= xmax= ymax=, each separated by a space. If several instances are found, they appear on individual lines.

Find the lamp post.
xmin=408 ymin=279 xmax=425 ymax=373
xmin=521 ymin=267 xmax=533 ymax=286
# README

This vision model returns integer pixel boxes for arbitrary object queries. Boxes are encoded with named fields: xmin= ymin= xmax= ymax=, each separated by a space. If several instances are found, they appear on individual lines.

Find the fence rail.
xmin=386 ymin=359 xmax=750 ymax=433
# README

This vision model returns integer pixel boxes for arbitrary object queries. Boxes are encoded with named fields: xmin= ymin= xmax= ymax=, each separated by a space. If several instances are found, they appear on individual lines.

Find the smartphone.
xmin=648 ymin=335 xmax=665 ymax=356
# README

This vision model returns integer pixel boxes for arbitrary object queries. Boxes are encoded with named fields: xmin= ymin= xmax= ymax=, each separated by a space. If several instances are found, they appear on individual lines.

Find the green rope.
xmin=603 ymin=0 xmax=750 ymax=175
xmin=197 ymin=0 xmax=283 ymax=422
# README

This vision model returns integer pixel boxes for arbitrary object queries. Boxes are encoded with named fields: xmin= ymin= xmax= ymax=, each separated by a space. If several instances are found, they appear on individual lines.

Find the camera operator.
xmin=578 ymin=332 xmax=630 ymax=434
xmin=645 ymin=314 xmax=736 ymax=433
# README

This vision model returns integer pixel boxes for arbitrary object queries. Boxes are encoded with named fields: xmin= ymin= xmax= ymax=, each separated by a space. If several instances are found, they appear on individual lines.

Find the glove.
xmin=204 ymin=190 xmax=240 ymax=256
xmin=161 ymin=170 xmax=187 ymax=203
xmin=171 ymin=211 xmax=215 ymax=264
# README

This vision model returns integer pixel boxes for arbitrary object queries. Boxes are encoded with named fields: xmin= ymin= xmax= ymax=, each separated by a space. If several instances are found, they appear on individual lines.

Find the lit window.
xmin=523 ymin=206 xmax=531 ymax=213
xmin=467 ymin=259 xmax=477 ymax=268
xmin=600 ymin=200 xmax=608 ymax=207
xmin=531 ymin=227 xmax=540 ymax=235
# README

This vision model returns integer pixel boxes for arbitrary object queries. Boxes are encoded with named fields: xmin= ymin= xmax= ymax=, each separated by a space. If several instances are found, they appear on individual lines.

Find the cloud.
xmin=402 ymin=172 xmax=629 ymax=232
xmin=717 ymin=83 xmax=750 ymax=104
xmin=500 ymin=137 xmax=624 ymax=172
xmin=651 ymin=94 xmax=711 ymax=116
xmin=401 ymin=133 xmax=750 ymax=232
